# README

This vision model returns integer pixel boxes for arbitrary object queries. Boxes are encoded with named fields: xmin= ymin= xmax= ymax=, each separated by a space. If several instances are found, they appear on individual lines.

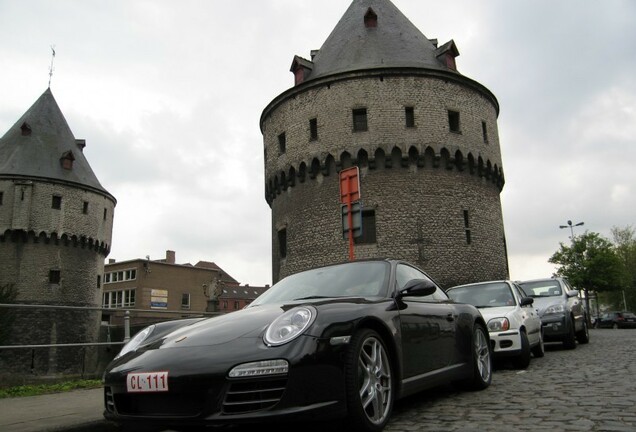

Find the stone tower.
xmin=261 ymin=0 xmax=509 ymax=287
xmin=0 ymin=88 xmax=116 ymax=378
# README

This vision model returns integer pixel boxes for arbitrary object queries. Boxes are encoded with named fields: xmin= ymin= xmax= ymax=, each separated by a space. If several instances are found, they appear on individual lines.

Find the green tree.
xmin=609 ymin=225 xmax=636 ymax=310
xmin=549 ymin=231 xmax=624 ymax=318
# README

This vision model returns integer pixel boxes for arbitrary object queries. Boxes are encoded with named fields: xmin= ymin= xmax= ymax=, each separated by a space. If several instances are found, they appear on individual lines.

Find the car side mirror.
xmin=566 ymin=290 xmax=579 ymax=298
xmin=520 ymin=297 xmax=534 ymax=306
xmin=398 ymin=278 xmax=437 ymax=298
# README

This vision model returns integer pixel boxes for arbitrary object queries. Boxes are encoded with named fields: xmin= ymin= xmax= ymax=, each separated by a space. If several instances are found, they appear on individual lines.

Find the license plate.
xmin=127 ymin=371 xmax=169 ymax=392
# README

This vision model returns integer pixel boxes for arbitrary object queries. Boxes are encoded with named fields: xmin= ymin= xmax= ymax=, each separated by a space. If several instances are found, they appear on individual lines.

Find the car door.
xmin=514 ymin=283 xmax=541 ymax=346
xmin=562 ymin=279 xmax=584 ymax=330
xmin=395 ymin=263 xmax=455 ymax=378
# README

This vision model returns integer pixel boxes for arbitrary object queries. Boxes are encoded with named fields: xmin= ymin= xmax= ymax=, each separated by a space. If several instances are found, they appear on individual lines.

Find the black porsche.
xmin=103 ymin=259 xmax=492 ymax=432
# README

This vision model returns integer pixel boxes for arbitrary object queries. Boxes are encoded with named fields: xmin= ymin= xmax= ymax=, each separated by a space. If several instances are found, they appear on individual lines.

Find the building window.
xmin=222 ymin=300 xmax=228 ymax=310
xmin=364 ymin=8 xmax=378 ymax=28
xmin=97 ymin=275 xmax=101 ymax=288
xmin=278 ymin=132 xmax=286 ymax=154
xmin=448 ymin=110 xmax=461 ymax=133
xmin=309 ymin=118 xmax=318 ymax=141
xmin=482 ymin=121 xmax=488 ymax=143
xmin=49 ymin=269 xmax=61 ymax=284
xmin=234 ymin=301 xmax=240 ymax=310
xmin=463 ymin=209 xmax=472 ymax=245
xmin=278 ymin=228 xmax=287 ymax=259
xmin=181 ymin=293 xmax=191 ymax=309
xmin=82 ymin=201 xmax=89 ymax=214
xmin=405 ymin=107 xmax=415 ymax=128
xmin=0 ymin=191 xmax=3 ymax=205
xmin=352 ymin=108 xmax=368 ymax=132
xmin=103 ymin=208 xmax=107 ymax=220
xmin=104 ymin=268 xmax=137 ymax=284
xmin=102 ymin=289 xmax=136 ymax=308
xmin=52 ymin=195 xmax=62 ymax=210
xmin=355 ymin=210 xmax=377 ymax=244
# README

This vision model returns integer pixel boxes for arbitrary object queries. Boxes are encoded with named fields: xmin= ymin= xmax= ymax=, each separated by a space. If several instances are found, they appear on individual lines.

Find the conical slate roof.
xmin=307 ymin=0 xmax=455 ymax=81
xmin=0 ymin=88 xmax=113 ymax=199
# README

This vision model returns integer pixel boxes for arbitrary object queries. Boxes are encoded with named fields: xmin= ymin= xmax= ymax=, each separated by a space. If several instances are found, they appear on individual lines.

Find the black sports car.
xmin=103 ymin=259 xmax=492 ymax=432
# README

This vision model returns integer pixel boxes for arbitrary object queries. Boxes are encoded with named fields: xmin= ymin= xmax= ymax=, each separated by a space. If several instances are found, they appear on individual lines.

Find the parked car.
xmin=446 ymin=280 xmax=543 ymax=369
xmin=518 ymin=277 xmax=589 ymax=349
xmin=103 ymin=259 xmax=492 ymax=432
xmin=596 ymin=311 xmax=636 ymax=329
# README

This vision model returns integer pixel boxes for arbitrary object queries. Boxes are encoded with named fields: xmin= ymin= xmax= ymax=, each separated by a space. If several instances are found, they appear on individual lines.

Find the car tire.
xmin=563 ymin=317 xmax=577 ymax=350
xmin=461 ymin=324 xmax=492 ymax=390
xmin=531 ymin=329 xmax=545 ymax=358
xmin=513 ymin=330 xmax=531 ymax=369
xmin=344 ymin=329 xmax=394 ymax=432
xmin=576 ymin=317 xmax=590 ymax=344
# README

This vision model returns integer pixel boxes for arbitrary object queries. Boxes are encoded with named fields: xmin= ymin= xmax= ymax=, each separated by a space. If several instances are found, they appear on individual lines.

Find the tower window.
xmin=278 ymin=132 xmax=286 ymax=154
xmin=97 ymin=274 xmax=101 ymax=288
xmin=354 ymin=210 xmax=377 ymax=244
xmin=52 ymin=195 xmax=62 ymax=210
xmin=352 ymin=108 xmax=368 ymax=132
xmin=278 ymin=228 xmax=287 ymax=259
xmin=448 ymin=110 xmax=461 ymax=133
xmin=103 ymin=208 xmax=107 ymax=220
xmin=309 ymin=118 xmax=318 ymax=141
xmin=20 ymin=122 xmax=32 ymax=136
xmin=364 ymin=8 xmax=378 ymax=28
xmin=482 ymin=121 xmax=489 ymax=143
xmin=405 ymin=107 xmax=415 ymax=128
xmin=463 ymin=210 xmax=472 ymax=245
xmin=49 ymin=269 xmax=61 ymax=284
xmin=0 ymin=191 xmax=3 ymax=205
xmin=83 ymin=201 xmax=89 ymax=214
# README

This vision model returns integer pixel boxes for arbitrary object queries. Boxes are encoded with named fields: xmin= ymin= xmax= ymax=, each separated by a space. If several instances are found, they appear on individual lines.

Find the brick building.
xmin=0 ymin=88 xmax=116 ymax=378
xmin=102 ymin=250 xmax=268 ymax=325
xmin=261 ymin=0 xmax=509 ymax=287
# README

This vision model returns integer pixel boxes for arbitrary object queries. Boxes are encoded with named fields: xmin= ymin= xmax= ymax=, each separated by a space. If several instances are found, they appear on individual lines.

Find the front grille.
xmin=113 ymin=391 xmax=206 ymax=416
xmin=104 ymin=387 xmax=115 ymax=413
xmin=223 ymin=378 xmax=287 ymax=414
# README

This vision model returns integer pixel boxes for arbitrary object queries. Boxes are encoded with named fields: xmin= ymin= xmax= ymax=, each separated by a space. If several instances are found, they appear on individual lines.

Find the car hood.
xmin=149 ymin=304 xmax=285 ymax=349
xmin=530 ymin=297 xmax=564 ymax=315
xmin=476 ymin=306 xmax=515 ymax=321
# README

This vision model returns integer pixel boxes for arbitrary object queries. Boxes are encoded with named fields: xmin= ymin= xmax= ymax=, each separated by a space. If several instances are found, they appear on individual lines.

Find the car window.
xmin=395 ymin=263 xmax=447 ymax=301
xmin=512 ymin=283 xmax=528 ymax=302
xmin=447 ymin=282 xmax=515 ymax=308
xmin=519 ymin=280 xmax=562 ymax=297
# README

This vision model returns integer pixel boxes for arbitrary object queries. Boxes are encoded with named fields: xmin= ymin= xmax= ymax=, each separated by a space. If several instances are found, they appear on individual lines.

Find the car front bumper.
xmin=488 ymin=330 xmax=523 ymax=356
xmin=540 ymin=313 xmax=569 ymax=340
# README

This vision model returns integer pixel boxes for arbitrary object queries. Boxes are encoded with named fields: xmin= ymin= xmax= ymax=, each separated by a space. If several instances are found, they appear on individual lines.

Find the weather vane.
xmin=48 ymin=45 xmax=56 ymax=88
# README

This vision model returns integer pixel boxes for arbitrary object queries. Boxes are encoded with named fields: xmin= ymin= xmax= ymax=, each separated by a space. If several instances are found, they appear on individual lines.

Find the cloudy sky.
xmin=1 ymin=0 xmax=634 ymax=287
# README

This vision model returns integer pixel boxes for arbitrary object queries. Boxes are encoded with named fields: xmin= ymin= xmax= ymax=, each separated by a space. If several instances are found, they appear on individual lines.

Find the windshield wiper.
xmin=293 ymin=295 xmax=334 ymax=301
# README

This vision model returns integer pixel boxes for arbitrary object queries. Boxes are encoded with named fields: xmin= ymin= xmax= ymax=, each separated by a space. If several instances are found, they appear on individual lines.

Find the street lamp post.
xmin=559 ymin=220 xmax=584 ymax=239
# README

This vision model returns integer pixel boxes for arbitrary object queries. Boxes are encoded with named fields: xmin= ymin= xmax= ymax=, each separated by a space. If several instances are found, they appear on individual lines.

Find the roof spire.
xmin=48 ymin=45 xmax=56 ymax=88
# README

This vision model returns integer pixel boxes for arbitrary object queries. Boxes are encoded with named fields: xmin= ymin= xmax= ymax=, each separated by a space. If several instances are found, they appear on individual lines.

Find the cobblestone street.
xmin=385 ymin=329 xmax=636 ymax=432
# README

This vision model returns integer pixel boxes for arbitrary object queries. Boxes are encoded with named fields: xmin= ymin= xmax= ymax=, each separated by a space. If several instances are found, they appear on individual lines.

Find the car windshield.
xmin=447 ymin=282 xmax=516 ymax=308
xmin=519 ymin=281 xmax=562 ymax=297
xmin=249 ymin=261 xmax=390 ymax=306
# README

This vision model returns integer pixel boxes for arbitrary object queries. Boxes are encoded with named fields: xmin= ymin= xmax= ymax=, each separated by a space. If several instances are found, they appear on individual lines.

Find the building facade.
xmin=261 ymin=0 xmax=509 ymax=288
xmin=0 ymin=88 xmax=116 ymax=379
xmin=102 ymin=250 xmax=267 ymax=326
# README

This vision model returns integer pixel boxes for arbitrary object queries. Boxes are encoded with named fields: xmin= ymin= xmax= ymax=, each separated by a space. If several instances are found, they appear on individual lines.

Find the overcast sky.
xmin=1 ymin=0 xmax=634 ymax=287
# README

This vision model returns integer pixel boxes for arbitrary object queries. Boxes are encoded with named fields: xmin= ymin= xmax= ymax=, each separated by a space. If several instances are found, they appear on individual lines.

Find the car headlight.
xmin=115 ymin=325 xmax=155 ymax=359
xmin=487 ymin=317 xmax=510 ymax=332
xmin=544 ymin=304 xmax=566 ymax=315
xmin=264 ymin=306 xmax=316 ymax=346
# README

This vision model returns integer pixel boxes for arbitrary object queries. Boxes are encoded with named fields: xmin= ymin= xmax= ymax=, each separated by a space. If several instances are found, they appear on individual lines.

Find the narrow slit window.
xmin=0 ymin=191 xmax=3 ymax=205
xmin=405 ymin=107 xmax=415 ymax=128
xmin=83 ymin=201 xmax=89 ymax=214
xmin=278 ymin=132 xmax=286 ymax=154
xmin=482 ymin=121 xmax=488 ymax=143
xmin=52 ymin=195 xmax=62 ymax=210
xmin=103 ymin=208 xmax=107 ymax=220
xmin=278 ymin=228 xmax=287 ymax=259
xmin=309 ymin=118 xmax=318 ymax=141
xmin=448 ymin=110 xmax=461 ymax=133
xmin=353 ymin=108 xmax=368 ymax=132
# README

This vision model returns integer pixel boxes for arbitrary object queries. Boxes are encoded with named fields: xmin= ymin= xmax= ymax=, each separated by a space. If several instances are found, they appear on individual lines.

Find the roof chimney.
xmin=166 ymin=250 xmax=176 ymax=264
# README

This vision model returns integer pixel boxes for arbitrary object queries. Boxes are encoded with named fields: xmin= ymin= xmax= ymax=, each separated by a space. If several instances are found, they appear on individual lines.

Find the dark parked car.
xmin=103 ymin=259 xmax=492 ymax=432
xmin=596 ymin=311 xmax=636 ymax=329
xmin=518 ymin=277 xmax=589 ymax=349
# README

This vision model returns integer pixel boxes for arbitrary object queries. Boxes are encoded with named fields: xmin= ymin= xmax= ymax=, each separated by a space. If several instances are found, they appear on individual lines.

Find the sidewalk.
xmin=0 ymin=388 xmax=116 ymax=432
